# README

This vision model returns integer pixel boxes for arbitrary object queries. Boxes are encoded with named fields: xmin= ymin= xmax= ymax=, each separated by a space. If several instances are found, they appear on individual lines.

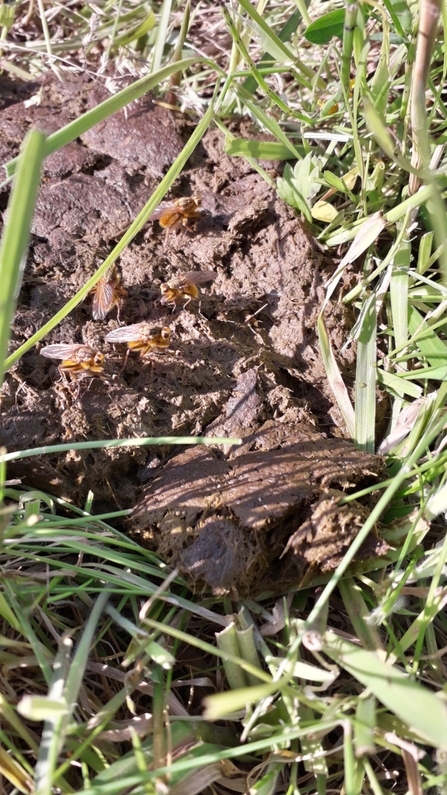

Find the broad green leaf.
xmin=312 ymin=199 xmax=338 ymax=222
xmin=304 ymin=9 xmax=345 ymax=43
xmin=381 ymin=0 xmax=412 ymax=36
xmin=277 ymin=156 xmax=321 ymax=224
xmin=324 ymin=167 xmax=358 ymax=193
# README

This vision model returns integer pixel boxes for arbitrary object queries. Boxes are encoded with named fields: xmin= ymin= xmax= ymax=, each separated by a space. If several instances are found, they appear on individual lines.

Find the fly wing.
xmin=149 ymin=201 xmax=175 ymax=221
xmin=92 ymin=281 xmax=115 ymax=320
xmin=40 ymin=344 xmax=85 ymax=360
xmin=167 ymin=270 xmax=217 ymax=288
xmin=105 ymin=324 xmax=144 ymax=343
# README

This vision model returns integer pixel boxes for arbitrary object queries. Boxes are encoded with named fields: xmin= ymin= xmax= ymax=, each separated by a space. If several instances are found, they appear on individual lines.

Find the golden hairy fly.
xmin=149 ymin=196 xmax=203 ymax=231
xmin=90 ymin=265 xmax=127 ymax=321
xmin=40 ymin=344 xmax=105 ymax=378
xmin=105 ymin=323 xmax=171 ymax=359
xmin=160 ymin=270 xmax=217 ymax=307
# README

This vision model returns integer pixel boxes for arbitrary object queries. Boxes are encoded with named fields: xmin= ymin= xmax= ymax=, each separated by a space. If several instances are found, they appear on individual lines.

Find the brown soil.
xmin=0 ymin=73 xmax=387 ymax=595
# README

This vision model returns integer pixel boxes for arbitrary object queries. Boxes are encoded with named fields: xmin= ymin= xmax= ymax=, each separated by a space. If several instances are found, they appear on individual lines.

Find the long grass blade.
xmin=150 ymin=0 xmax=172 ymax=74
xmin=0 ymin=130 xmax=46 ymax=391
xmin=0 ymin=435 xmax=241 ymax=464
xmin=354 ymin=294 xmax=377 ymax=452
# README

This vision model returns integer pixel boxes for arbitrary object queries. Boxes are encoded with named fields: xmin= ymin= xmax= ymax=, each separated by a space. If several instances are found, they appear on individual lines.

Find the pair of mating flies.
xmin=39 ymin=196 xmax=216 ymax=380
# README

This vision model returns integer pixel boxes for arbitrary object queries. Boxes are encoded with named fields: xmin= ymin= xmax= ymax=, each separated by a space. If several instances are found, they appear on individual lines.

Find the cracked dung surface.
xmin=0 ymin=73 xmax=388 ymax=594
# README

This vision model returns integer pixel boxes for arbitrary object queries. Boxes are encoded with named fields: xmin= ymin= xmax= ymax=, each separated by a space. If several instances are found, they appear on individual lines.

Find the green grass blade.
xmin=223 ymin=8 xmax=313 ymax=124
xmin=32 ymin=638 xmax=72 ymax=795
xmin=323 ymin=631 xmax=447 ymax=748
xmin=354 ymin=696 xmax=377 ymax=756
xmin=224 ymin=136 xmax=299 ymax=160
xmin=111 ymin=8 xmax=155 ymax=49
xmin=341 ymin=2 xmax=359 ymax=90
xmin=150 ymin=0 xmax=172 ymax=73
xmin=382 ymin=0 xmax=412 ymax=36
xmin=243 ymin=97 xmax=304 ymax=155
xmin=390 ymin=233 xmax=411 ymax=365
xmin=242 ymin=9 xmax=303 ymax=94
xmin=64 ymin=592 xmax=109 ymax=707
xmin=0 ymin=129 xmax=46 ymax=391
xmin=166 ymin=0 xmax=192 ymax=100
xmin=354 ymin=294 xmax=377 ymax=451
xmin=0 ymin=436 xmax=241 ymax=464
xmin=339 ymin=579 xmax=383 ymax=651
xmin=236 ymin=0 xmax=311 ymax=79
xmin=376 ymin=368 xmax=422 ymax=399
xmin=407 ymin=305 xmax=447 ymax=365
xmin=317 ymin=313 xmax=355 ymax=437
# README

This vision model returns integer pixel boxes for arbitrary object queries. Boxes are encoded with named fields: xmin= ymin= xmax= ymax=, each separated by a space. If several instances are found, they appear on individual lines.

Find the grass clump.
xmin=1 ymin=0 xmax=447 ymax=793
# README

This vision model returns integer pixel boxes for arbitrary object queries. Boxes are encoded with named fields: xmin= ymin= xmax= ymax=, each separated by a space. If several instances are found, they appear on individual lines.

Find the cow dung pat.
xmin=131 ymin=423 xmax=389 ymax=596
